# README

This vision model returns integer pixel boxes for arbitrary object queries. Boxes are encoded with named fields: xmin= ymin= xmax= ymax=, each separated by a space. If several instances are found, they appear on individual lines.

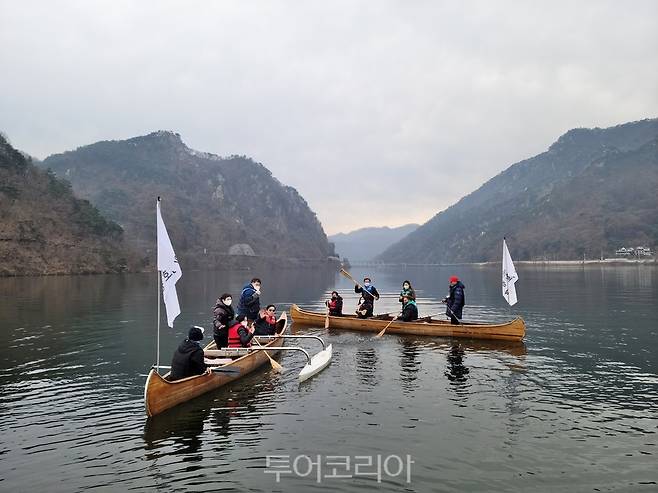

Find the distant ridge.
xmin=42 ymin=131 xmax=335 ymax=267
xmin=329 ymin=224 xmax=419 ymax=261
xmin=378 ymin=118 xmax=658 ymax=263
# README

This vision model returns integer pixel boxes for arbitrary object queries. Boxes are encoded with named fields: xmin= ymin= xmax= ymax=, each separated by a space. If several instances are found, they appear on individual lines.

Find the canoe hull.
xmin=145 ymin=313 xmax=286 ymax=417
xmin=290 ymin=304 xmax=525 ymax=341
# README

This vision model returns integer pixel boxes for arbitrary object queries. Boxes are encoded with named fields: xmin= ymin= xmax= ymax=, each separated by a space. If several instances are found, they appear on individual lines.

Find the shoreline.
xmin=348 ymin=258 xmax=657 ymax=267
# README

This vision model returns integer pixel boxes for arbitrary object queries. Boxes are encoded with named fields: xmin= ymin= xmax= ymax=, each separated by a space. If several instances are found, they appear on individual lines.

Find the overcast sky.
xmin=1 ymin=1 xmax=656 ymax=235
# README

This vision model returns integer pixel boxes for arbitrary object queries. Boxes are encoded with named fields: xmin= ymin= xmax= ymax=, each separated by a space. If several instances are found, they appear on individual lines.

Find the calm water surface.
xmin=1 ymin=265 xmax=657 ymax=492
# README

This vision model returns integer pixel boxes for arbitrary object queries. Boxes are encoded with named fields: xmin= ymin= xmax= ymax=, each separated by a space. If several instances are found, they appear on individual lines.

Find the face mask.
xmin=332 ymin=295 xmax=337 ymax=299
xmin=223 ymin=298 xmax=232 ymax=306
xmin=403 ymin=284 xmax=409 ymax=289
xmin=364 ymin=282 xmax=370 ymax=287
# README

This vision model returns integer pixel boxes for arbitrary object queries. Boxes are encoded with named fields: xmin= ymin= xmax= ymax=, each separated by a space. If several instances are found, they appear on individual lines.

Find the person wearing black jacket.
xmin=354 ymin=277 xmax=379 ymax=317
xmin=254 ymin=305 xmax=278 ymax=335
xmin=326 ymin=291 xmax=343 ymax=316
xmin=442 ymin=276 xmax=465 ymax=324
xmin=399 ymin=294 xmax=419 ymax=322
xmin=170 ymin=326 xmax=207 ymax=380
xmin=212 ymin=293 xmax=235 ymax=348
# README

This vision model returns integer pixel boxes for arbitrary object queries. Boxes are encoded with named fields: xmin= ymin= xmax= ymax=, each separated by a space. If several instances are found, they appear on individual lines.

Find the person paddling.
xmin=399 ymin=294 xmax=418 ymax=322
xmin=170 ymin=326 xmax=207 ymax=380
xmin=442 ymin=275 xmax=465 ymax=324
xmin=326 ymin=291 xmax=343 ymax=316
xmin=212 ymin=293 xmax=234 ymax=348
xmin=354 ymin=277 xmax=379 ymax=317
xmin=227 ymin=314 xmax=255 ymax=348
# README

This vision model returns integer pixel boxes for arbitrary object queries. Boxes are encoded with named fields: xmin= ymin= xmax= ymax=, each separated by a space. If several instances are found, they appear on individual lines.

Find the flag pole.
xmin=156 ymin=197 xmax=161 ymax=373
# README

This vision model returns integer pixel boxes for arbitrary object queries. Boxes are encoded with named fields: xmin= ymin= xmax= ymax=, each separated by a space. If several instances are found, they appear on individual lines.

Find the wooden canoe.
xmin=290 ymin=304 xmax=525 ymax=342
xmin=144 ymin=312 xmax=287 ymax=417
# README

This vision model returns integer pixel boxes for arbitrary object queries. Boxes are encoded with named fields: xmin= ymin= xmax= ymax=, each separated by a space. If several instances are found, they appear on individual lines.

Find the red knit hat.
xmin=449 ymin=276 xmax=459 ymax=283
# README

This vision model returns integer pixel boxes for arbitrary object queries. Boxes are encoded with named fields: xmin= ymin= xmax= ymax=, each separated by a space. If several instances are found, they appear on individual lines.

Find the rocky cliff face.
xmin=379 ymin=119 xmax=658 ymax=263
xmin=0 ymin=134 xmax=134 ymax=275
xmin=42 ymin=131 xmax=333 ymax=265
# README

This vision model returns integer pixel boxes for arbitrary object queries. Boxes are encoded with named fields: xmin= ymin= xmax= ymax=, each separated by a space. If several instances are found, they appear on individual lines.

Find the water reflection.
xmin=355 ymin=348 xmax=379 ymax=387
xmin=397 ymin=337 xmax=421 ymax=395
xmin=1 ymin=265 xmax=657 ymax=492
xmin=445 ymin=345 xmax=469 ymax=384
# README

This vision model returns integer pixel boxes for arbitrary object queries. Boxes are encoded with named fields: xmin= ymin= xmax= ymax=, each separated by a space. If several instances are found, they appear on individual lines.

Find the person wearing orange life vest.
xmin=227 ymin=314 xmax=255 ymax=348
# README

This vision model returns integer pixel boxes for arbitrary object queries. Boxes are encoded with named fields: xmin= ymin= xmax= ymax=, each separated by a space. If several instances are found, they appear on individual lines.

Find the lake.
xmin=1 ymin=264 xmax=656 ymax=492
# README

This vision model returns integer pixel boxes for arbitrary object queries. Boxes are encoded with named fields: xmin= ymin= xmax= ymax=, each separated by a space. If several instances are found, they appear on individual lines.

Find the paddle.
xmin=376 ymin=314 xmax=399 ymax=338
xmin=339 ymin=268 xmax=379 ymax=303
xmin=324 ymin=304 xmax=330 ymax=329
xmin=444 ymin=304 xmax=462 ymax=325
xmin=253 ymin=333 xmax=284 ymax=372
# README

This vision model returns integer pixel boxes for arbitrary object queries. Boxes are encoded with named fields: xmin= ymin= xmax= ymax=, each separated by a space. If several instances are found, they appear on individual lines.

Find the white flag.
xmin=157 ymin=199 xmax=182 ymax=327
xmin=502 ymin=238 xmax=518 ymax=306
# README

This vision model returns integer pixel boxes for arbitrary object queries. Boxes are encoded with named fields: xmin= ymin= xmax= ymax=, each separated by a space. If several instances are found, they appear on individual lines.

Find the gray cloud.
xmin=1 ymin=0 xmax=656 ymax=234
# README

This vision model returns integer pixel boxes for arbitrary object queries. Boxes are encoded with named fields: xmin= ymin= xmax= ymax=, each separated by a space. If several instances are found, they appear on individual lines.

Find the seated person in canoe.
xmin=228 ymin=314 xmax=256 ymax=348
xmin=356 ymin=296 xmax=374 ymax=318
xmin=326 ymin=291 xmax=343 ymax=316
xmin=212 ymin=293 xmax=234 ymax=348
xmin=399 ymin=294 xmax=419 ymax=322
xmin=169 ymin=326 xmax=207 ymax=380
xmin=254 ymin=305 xmax=278 ymax=335
xmin=354 ymin=277 xmax=379 ymax=315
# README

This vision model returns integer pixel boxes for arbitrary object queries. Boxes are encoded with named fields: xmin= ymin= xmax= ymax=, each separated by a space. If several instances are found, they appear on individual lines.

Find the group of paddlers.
xmin=327 ymin=275 xmax=466 ymax=324
xmin=170 ymin=274 xmax=466 ymax=380
xmin=169 ymin=277 xmax=280 ymax=380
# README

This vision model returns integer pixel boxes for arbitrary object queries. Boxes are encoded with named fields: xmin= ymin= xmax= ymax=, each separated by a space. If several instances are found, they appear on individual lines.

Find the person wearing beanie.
xmin=442 ymin=276 xmax=465 ymax=324
xmin=169 ymin=326 xmax=208 ymax=380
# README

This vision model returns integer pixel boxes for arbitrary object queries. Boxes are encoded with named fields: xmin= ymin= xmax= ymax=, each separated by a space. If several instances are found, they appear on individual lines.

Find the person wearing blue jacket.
xmin=237 ymin=278 xmax=261 ymax=322
xmin=442 ymin=276 xmax=465 ymax=324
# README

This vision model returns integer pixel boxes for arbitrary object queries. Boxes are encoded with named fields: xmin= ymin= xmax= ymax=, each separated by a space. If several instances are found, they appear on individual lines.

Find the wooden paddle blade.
xmin=324 ymin=315 xmax=330 ymax=329
xmin=376 ymin=316 xmax=398 ymax=338
xmin=268 ymin=355 xmax=284 ymax=372
xmin=339 ymin=268 xmax=357 ymax=284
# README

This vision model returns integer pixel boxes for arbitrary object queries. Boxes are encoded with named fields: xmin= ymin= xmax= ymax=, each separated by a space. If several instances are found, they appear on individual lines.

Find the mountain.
xmin=379 ymin=118 xmax=658 ymax=263
xmin=41 ymin=131 xmax=333 ymax=267
xmin=0 ymin=133 xmax=134 ymax=275
xmin=329 ymin=224 xmax=419 ymax=261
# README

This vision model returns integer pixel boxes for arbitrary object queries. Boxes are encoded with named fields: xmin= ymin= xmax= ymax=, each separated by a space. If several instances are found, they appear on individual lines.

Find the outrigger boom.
xmin=204 ymin=334 xmax=333 ymax=383
xmin=206 ymin=346 xmax=312 ymax=364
